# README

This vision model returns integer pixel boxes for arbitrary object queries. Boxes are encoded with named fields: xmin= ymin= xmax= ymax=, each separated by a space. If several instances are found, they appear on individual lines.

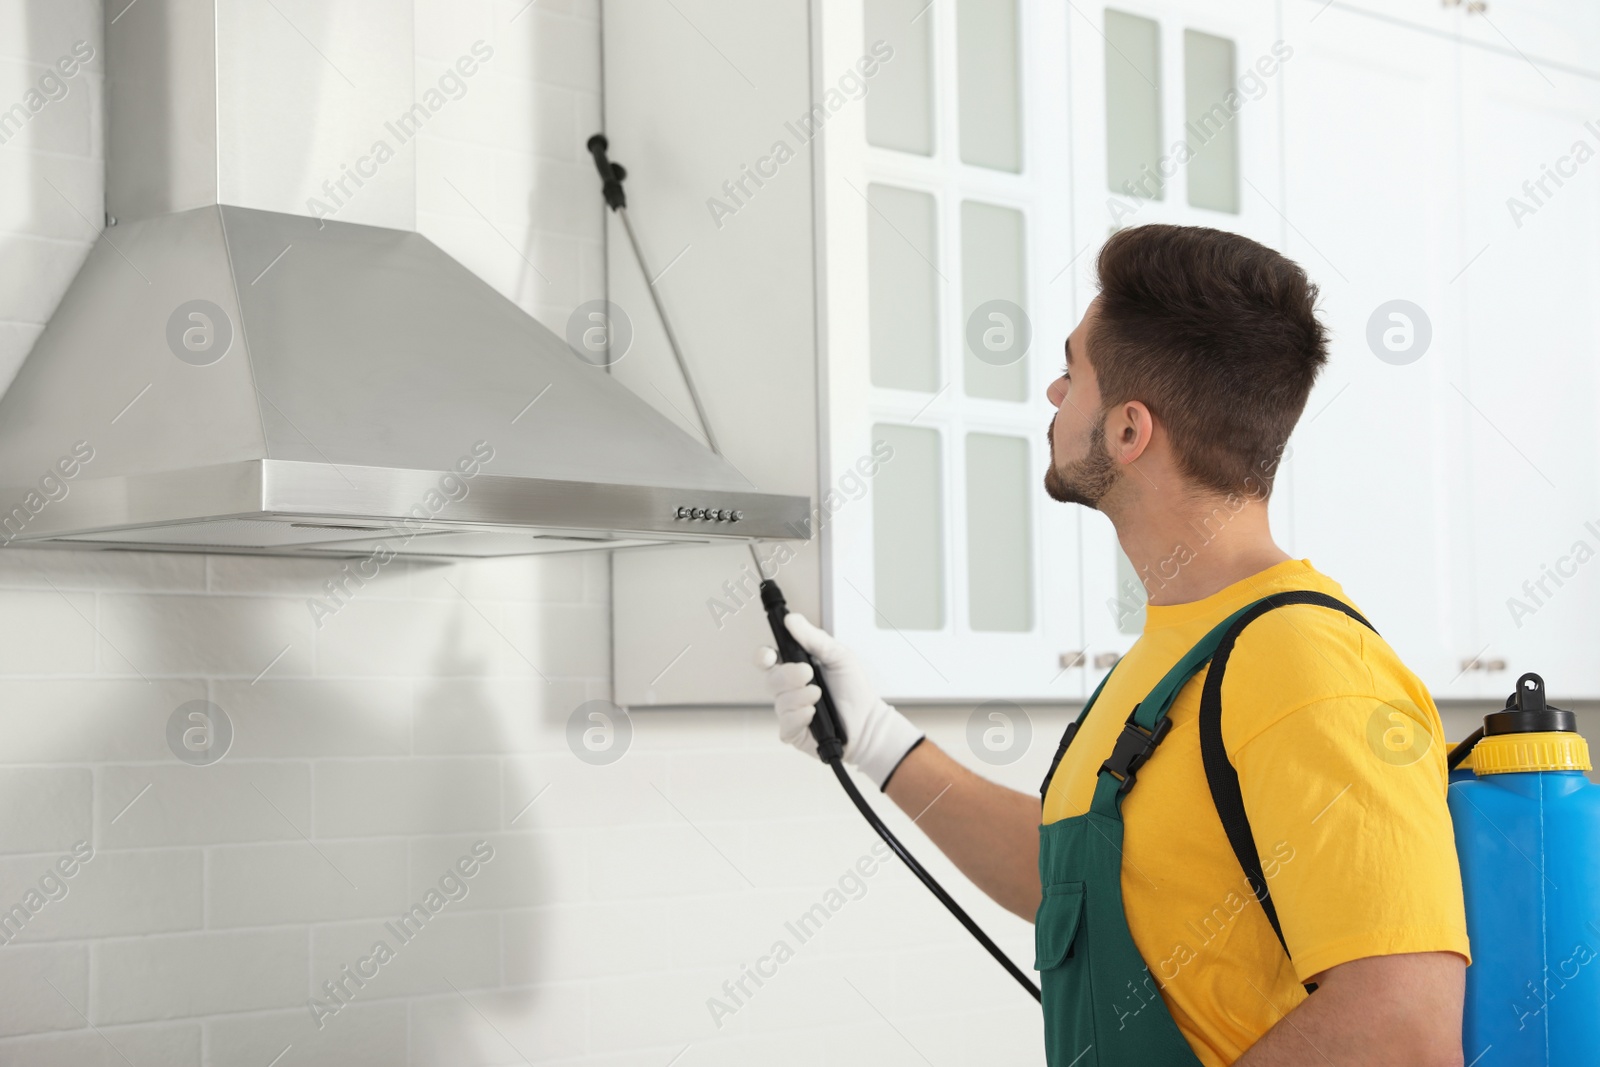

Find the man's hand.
xmin=1238 ymin=951 xmax=1465 ymax=1066
xmin=755 ymin=612 xmax=924 ymax=789
xmin=757 ymin=617 xmax=1046 ymax=919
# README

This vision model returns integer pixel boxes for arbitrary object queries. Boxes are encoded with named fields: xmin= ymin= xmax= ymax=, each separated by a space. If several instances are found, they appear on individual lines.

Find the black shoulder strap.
xmin=1198 ymin=590 xmax=1375 ymax=969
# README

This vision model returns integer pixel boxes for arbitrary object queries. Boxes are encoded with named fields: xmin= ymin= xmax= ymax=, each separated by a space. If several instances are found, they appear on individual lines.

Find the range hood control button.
xmin=675 ymin=506 xmax=742 ymax=522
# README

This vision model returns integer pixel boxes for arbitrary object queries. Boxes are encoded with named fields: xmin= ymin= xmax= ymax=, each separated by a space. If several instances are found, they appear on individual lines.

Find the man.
xmin=758 ymin=224 xmax=1469 ymax=1066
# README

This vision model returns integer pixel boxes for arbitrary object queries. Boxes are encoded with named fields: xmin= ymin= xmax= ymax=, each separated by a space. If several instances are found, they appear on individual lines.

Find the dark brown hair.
xmin=1091 ymin=224 xmax=1328 ymax=498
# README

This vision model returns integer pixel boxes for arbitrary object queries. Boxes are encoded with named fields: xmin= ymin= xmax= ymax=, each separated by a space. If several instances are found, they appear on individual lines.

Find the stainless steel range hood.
xmin=0 ymin=0 xmax=807 ymax=558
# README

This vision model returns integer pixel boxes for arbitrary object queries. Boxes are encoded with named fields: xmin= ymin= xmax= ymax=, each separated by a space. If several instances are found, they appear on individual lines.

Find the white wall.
xmin=0 ymin=2 xmax=1056 ymax=1063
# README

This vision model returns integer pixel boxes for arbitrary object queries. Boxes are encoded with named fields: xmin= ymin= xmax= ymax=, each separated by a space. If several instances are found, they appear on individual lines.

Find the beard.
xmin=1044 ymin=413 xmax=1119 ymax=507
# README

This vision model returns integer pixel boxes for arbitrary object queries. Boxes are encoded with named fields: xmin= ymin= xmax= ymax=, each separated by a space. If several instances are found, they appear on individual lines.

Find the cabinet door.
xmin=1454 ymin=47 xmax=1600 ymax=699
xmin=820 ymin=0 xmax=1084 ymax=701
xmin=1066 ymin=0 xmax=1282 ymax=679
xmin=606 ymin=0 xmax=824 ymax=707
xmin=1459 ymin=0 xmax=1600 ymax=80
xmin=1277 ymin=4 xmax=1466 ymax=694
xmin=1067 ymin=0 xmax=1282 ymax=245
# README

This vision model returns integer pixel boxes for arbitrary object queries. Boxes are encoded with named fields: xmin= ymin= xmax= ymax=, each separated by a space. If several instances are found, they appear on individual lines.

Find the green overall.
xmin=1034 ymin=592 xmax=1372 ymax=1067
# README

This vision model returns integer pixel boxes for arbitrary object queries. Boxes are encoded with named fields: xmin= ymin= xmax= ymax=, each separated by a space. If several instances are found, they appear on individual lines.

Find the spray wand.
xmin=587 ymin=134 xmax=1041 ymax=1003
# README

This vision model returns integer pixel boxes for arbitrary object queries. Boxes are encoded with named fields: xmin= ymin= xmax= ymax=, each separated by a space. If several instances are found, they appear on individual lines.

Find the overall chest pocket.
xmin=1034 ymin=881 xmax=1086 ymax=970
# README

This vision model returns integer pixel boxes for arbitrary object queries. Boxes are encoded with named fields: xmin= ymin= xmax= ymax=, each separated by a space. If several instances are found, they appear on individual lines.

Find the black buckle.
xmin=1098 ymin=709 xmax=1173 ymax=795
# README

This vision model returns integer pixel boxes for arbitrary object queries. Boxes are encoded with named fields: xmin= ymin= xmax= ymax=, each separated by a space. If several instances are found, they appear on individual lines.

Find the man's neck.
xmin=1110 ymin=493 xmax=1291 ymax=607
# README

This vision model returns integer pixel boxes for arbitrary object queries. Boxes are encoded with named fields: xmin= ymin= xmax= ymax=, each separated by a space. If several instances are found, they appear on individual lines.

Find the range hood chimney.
xmin=0 ymin=0 xmax=806 ymax=557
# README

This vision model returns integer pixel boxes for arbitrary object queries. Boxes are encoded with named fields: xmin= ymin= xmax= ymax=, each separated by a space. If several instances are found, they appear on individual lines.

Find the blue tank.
xmin=1448 ymin=673 xmax=1600 ymax=1066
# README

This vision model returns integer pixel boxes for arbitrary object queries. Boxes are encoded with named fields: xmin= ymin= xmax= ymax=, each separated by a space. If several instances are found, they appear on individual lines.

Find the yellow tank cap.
xmin=1470 ymin=731 xmax=1592 ymax=775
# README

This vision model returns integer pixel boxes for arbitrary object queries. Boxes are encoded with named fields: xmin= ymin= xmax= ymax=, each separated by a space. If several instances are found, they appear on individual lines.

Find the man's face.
xmin=1044 ymin=303 xmax=1119 ymax=508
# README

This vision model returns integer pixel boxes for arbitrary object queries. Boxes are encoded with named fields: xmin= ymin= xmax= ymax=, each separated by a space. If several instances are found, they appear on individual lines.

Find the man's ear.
xmin=1108 ymin=400 xmax=1155 ymax=466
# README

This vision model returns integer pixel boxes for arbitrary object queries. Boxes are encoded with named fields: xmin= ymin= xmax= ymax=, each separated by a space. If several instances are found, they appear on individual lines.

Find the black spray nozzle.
xmin=759 ymin=579 xmax=846 ymax=763
xmin=585 ymin=133 xmax=627 ymax=211
xmin=759 ymin=579 xmax=786 ymax=612
xmin=1485 ymin=672 xmax=1577 ymax=736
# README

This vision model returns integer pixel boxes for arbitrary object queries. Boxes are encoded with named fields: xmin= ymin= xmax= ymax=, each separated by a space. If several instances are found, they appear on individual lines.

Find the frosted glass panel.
xmin=961 ymin=200 xmax=1028 ymax=401
xmin=873 ymin=424 xmax=945 ymax=629
xmin=865 ymin=0 xmax=934 ymax=154
xmin=868 ymin=184 xmax=941 ymax=392
xmin=956 ymin=0 xmax=1022 ymax=172
xmin=1105 ymin=9 xmax=1162 ymax=200
xmin=966 ymin=433 xmax=1032 ymax=631
xmin=1184 ymin=30 xmax=1240 ymax=213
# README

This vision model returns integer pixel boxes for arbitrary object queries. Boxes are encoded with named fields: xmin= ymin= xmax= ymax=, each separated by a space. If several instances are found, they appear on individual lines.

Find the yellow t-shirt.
xmin=1042 ymin=559 xmax=1470 ymax=1066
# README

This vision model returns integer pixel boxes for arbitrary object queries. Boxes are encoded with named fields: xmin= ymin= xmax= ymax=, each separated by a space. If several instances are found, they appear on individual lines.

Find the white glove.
xmin=755 ymin=612 xmax=924 ymax=790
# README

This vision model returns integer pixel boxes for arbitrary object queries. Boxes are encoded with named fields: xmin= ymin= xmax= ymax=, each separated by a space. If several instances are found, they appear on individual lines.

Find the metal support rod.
xmin=587 ymin=132 xmax=1038 ymax=1005
xmin=615 ymin=207 xmax=721 ymax=457
xmin=586 ymin=135 xmax=757 ymax=575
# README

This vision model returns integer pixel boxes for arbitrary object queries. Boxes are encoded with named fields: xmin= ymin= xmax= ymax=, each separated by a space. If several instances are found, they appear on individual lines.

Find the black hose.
xmin=1448 ymin=727 xmax=1485 ymax=771
xmin=758 ymin=578 xmax=1041 ymax=1002
xmin=826 ymin=754 xmax=1043 ymax=1002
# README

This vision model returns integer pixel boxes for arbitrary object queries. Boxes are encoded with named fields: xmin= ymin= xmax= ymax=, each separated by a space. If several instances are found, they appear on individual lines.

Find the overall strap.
xmin=1037 ymin=666 xmax=1114 ymax=800
xmin=1197 ymin=590 xmax=1375 ymax=966
xmin=1086 ymin=599 xmax=1265 ymax=817
xmin=1037 ymin=595 xmax=1265 ymax=804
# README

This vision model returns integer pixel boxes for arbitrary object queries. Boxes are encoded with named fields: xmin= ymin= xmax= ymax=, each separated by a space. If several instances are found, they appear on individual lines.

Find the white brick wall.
xmin=0 ymin=1 xmax=1057 ymax=1063
xmin=0 ymin=547 xmax=1057 ymax=1064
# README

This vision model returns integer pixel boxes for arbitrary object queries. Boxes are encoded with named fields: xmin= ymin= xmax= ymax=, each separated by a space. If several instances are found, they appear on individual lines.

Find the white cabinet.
xmin=1065 ymin=0 xmax=1285 ymax=685
xmin=1277 ymin=2 xmax=1468 ymax=694
xmin=605 ymin=0 xmax=1600 ymax=708
xmin=1452 ymin=46 xmax=1600 ymax=698
xmin=604 ymin=0 xmax=1084 ymax=707
xmin=603 ymin=0 xmax=825 ymax=708
xmin=820 ymin=0 xmax=1087 ymax=701
xmin=1279 ymin=3 xmax=1600 ymax=700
